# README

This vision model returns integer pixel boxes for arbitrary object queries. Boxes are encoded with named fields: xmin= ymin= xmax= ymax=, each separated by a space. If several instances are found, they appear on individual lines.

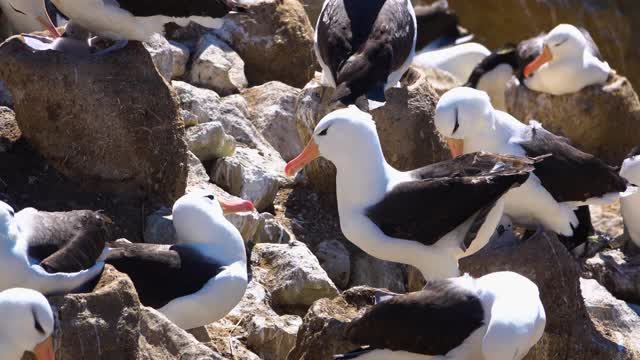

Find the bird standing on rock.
xmin=285 ymin=106 xmax=533 ymax=280
xmin=315 ymin=0 xmax=417 ymax=109
xmin=0 ymin=288 xmax=55 ymax=360
xmin=104 ymin=192 xmax=254 ymax=330
xmin=434 ymin=87 xmax=634 ymax=241
xmin=620 ymin=146 xmax=640 ymax=250
xmin=0 ymin=201 xmax=105 ymax=296
xmin=336 ymin=272 xmax=546 ymax=360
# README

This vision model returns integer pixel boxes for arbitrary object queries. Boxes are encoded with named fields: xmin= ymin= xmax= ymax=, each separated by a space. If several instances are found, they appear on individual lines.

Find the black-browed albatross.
xmin=285 ymin=106 xmax=534 ymax=280
xmin=620 ymin=146 xmax=640 ymax=250
xmin=315 ymin=0 xmax=417 ymax=109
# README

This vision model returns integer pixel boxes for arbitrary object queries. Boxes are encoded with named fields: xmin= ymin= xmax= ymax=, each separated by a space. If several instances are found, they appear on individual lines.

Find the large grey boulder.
xmin=583 ymin=249 xmax=640 ymax=304
xmin=0 ymin=37 xmax=188 ymax=204
xmin=185 ymin=121 xmax=236 ymax=162
xmin=190 ymin=33 xmax=247 ymax=96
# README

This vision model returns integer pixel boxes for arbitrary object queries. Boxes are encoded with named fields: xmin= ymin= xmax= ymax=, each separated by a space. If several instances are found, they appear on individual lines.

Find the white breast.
xmin=524 ymin=52 xmax=611 ymax=95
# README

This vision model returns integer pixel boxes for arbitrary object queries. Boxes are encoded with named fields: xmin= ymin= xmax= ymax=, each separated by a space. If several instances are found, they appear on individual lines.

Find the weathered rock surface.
xmin=0 ymin=106 xmax=19 ymax=152
xmin=0 ymin=37 xmax=188 ymax=204
xmin=190 ymin=33 xmax=247 ymax=96
xmin=211 ymin=145 xmax=288 ymax=211
xmin=49 ymin=265 xmax=221 ymax=359
xmin=580 ymin=278 xmax=640 ymax=356
xmin=242 ymin=81 xmax=303 ymax=161
xmin=446 ymin=0 xmax=640 ymax=91
xmin=349 ymin=252 xmax=406 ymax=293
xmin=295 ymin=67 xmax=449 ymax=191
xmin=417 ymin=66 xmax=463 ymax=96
xmin=0 ymin=80 xmax=13 ymax=107
xmin=213 ymin=0 xmax=315 ymax=88
xmin=169 ymin=41 xmax=190 ymax=79
xmin=315 ymin=240 xmax=351 ymax=289
xmin=506 ymin=74 xmax=640 ymax=164
xmin=186 ymin=121 xmax=236 ymax=162
xmin=251 ymin=240 xmax=339 ymax=310
xmin=143 ymin=33 xmax=173 ymax=81
xmin=460 ymin=230 xmax=640 ymax=360
xmin=583 ymin=249 xmax=640 ymax=304
xmin=287 ymin=286 xmax=378 ymax=360
xmin=300 ymin=0 xmax=324 ymax=27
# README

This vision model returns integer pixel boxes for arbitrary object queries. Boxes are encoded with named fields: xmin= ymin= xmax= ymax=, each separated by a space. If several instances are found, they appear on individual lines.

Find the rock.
xmin=0 ymin=106 xmax=20 ymax=152
xmin=314 ymin=240 xmax=351 ymax=289
xmin=211 ymin=145 xmax=287 ymax=211
xmin=590 ymin=203 xmax=625 ymax=240
xmin=300 ymin=0 xmax=324 ymax=27
xmin=255 ymin=212 xmax=292 ymax=245
xmin=0 ymin=80 xmax=13 ymax=107
xmin=418 ymin=66 xmax=463 ymax=96
xmin=49 ymin=265 xmax=221 ymax=359
xmin=445 ymin=0 xmax=640 ymax=91
xmin=287 ymin=286 xmax=379 ymax=360
xmin=190 ymin=33 xmax=247 ymax=96
xmin=190 ymin=324 xmax=262 ymax=360
xmin=246 ymin=313 xmax=302 ymax=360
xmin=172 ymin=81 xmax=276 ymax=154
xmin=506 ymin=74 xmax=640 ymax=164
xmin=580 ymin=278 xmax=640 ymax=358
xmin=143 ymin=33 xmax=173 ymax=80
xmin=186 ymin=121 xmax=236 ymax=162
xmin=460 ymin=230 xmax=639 ymax=360
xmin=0 ymin=37 xmax=188 ymax=204
xmin=295 ymin=67 xmax=450 ymax=191
xmin=349 ymin=252 xmax=406 ymax=293
xmin=583 ymin=249 xmax=640 ymax=304
xmin=143 ymin=207 xmax=175 ymax=245
xmin=242 ymin=81 xmax=304 ymax=161
xmin=213 ymin=0 xmax=315 ymax=88
xmin=169 ymin=41 xmax=189 ymax=79
xmin=251 ymin=240 xmax=339 ymax=311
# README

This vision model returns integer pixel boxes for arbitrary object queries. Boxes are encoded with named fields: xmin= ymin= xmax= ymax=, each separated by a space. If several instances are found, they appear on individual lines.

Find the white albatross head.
xmin=0 ymin=0 xmax=60 ymax=37
xmin=0 ymin=288 xmax=54 ymax=360
xmin=524 ymin=24 xmax=589 ymax=78
xmin=0 ymin=201 xmax=20 ymax=245
xmin=285 ymin=106 xmax=382 ymax=176
xmin=434 ymin=87 xmax=496 ymax=158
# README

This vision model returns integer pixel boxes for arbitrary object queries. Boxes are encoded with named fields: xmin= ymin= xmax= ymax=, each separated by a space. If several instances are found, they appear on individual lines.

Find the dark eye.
xmin=32 ymin=308 xmax=45 ymax=335
xmin=452 ymin=108 xmax=460 ymax=135
xmin=205 ymin=195 xmax=215 ymax=200
xmin=318 ymin=128 xmax=328 ymax=136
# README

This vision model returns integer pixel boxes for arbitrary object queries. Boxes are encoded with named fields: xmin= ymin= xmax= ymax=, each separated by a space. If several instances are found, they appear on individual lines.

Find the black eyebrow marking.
xmin=9 ymin=3 xmax=26 ymax=15
xmin=32 ymin=307 xmax=45 ymax=335
xmin=554 ymin=38 xmax=569 ymax=47
xmin=318 ymin=127 xmax=329 ymax=136
xmin=452 ymin=107 xmax=460 ymax=135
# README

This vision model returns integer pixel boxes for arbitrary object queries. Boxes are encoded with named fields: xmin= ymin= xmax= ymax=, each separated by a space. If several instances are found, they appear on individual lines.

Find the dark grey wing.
xmin=377 ymin=0 xmax=415 ymax=73
xmin=579 ymin=27 xmax=602 ymax=60
xmin=345 ymin=280 xmax=485 ymax=355
xmin=518 ymin=125 xmax=628 ymax=202
xmin=113 ymin=0 xmax=233 ymax=18
xmin=316 ymin=0 xmax=355 ymax=81
xmin=465 ymin=46 xmax=520 ymax=88
xmin=366 ymin=153 xmax=533 ymax=248
xmin=39 ymin=222 xmax=108 ymax=273
xmin=106 ymin=243 xmax=223 ymax=309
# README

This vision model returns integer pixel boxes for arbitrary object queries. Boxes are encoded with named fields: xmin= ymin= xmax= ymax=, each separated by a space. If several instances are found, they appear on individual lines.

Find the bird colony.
xmin=0 ymin=0 xmax=638 ymax=359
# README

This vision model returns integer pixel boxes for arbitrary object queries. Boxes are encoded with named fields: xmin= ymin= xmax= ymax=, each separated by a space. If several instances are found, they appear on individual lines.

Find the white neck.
xmin=0 ymin=340 xmax=23 ymax=360
xmin=464 ymin=111 xmax=527 ymax=156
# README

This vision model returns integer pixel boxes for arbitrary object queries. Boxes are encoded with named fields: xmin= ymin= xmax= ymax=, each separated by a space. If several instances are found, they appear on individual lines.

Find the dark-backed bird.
xmin=315 ymin=0 xmax=417 ymax=109
xmin=285 ymin=106 xmax=533 ymax=280
xmin=336 ymin=272 xmax=546 ymax=360
xmin=621 ymin=146 xmax=640 ymax=249
xmin=413 ymin=0 xmax=473 ymax=52
xmin=434 ymin=87 xmax=634 ymax=242
xmin=104 ymin=192 xmax=254 ymax=330
xmin=0 ymin=201 xmax=104 ymax=296
xmin=0 ymin=288 xmax=54 ymax=360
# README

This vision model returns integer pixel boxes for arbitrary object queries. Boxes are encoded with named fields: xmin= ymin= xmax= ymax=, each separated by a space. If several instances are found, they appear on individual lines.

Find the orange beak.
xmin=446 ymin=138 xmax=464 ymax=158
xmin=36 ymin=16 xmax=61 ymax=38
xmin=284 ymin=140 xmax=320 ymax=177
xmin=33 ymin=336 xmax=55 ymax=360
xmin=524 ymin=45 xmax=552 ymax=78
xmin=219 ymin=198 xmax=255 ymax=214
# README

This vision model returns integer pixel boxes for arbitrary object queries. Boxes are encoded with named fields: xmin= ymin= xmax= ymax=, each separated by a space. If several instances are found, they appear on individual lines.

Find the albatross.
xmin=0 ymin=288 xmax=54 ymax=360
xmin=315 ymin=0 xmax=417 ymax=109
xmin=0 ymin=0 xmax=61 ymax=37
xmin=434 ymin=87 xmax=633 ymax=240
xmin=620 ymin=146 xmax=640 ymax=249
xmin=285 ymin=106 xmax=533 ymax=280
xmin=336 ymin=271 xmax=546 ymax=360
xmin=104 ymin=192 xmax=254 ymax=330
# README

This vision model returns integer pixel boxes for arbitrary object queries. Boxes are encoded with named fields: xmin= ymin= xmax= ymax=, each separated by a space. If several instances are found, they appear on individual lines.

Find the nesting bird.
xmin=0 ymin=0 xmax=60 ymax=37
xmin=413 ymin=42 xmax=490 ymax=83
xmin=336 ymin=272 xmax=546 ymax=360
xmin=285 ymin=106 xmax=533 ymax=280
xmin=523 ymin=24 xmax=610 ymax=95
xmin=434 ymin=87 xmax=633 ymax=240
xmin=315 ymin=0 xmax=417 ymax=109
xmin=0 ymin=201 xmax=104 ymax=295
xmin=105 ymin=192 xmax=254 ymax=330
xmin=0 ymin=288 xmax=54 ymax=360
xmin=620 ymin=146 xmax=640 ymax=249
